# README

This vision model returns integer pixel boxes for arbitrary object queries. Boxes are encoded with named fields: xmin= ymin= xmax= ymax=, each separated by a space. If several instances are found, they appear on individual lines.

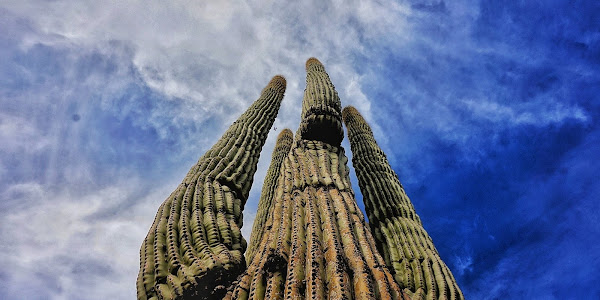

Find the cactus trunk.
xmin=137 ymin=76 xmax=286 ymax=300
xmin=342 ymin=106 xmax=464 ymax=300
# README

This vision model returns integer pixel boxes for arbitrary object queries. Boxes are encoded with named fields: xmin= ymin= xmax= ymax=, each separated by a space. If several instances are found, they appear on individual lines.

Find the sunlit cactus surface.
xmin=137 ymin=76 xmax=286 ymax=300
xmin=343 ymin=106 xmax=464 ymax=300
xmin=138 ymin=58 xmax=461 ymax=300
xmin=246 ymin=129 xmax=293 ymax=261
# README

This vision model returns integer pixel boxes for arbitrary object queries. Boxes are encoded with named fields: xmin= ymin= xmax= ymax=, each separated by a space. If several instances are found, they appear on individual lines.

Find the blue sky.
xmin=1 ymin=1 xmax=599 ymax=299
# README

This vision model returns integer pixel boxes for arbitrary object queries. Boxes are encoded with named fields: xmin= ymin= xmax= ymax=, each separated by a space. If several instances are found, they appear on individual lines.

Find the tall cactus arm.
xmin=246 ymin=129 xmax=293 ymax=260
xmin=296 ymin=57 xmax=344 ymax=146
xmin=225 ymin=59 xmax=409 ymax=300
xmin=137 ymin=76 xmax=286 ymax=300
xmin=342 ymin=106 xmax=464 ymax=300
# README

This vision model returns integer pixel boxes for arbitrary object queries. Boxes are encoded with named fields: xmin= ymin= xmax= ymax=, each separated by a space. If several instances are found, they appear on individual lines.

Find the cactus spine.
xmin=342 ymin=106 xmax=464 ymax=300
xmin=137 ymin=76 xmax=286 ymax=300
xmin=225 ymin=58 xmax=408 ymax=299
xmin=246 ymin=129 xmax=294 ymax=260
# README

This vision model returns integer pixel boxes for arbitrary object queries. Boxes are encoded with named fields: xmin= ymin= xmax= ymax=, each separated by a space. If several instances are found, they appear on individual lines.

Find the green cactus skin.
xmin=225 ymin=59 xmax=410 ymax=300
xmin=342 ymin=106 xmax=464 ymax=300
xmin=137 ymin=76 xmax=286 ymax=300
xmin=246 ymin=129 xmax=294 ymax=261
xmin=296 ymin=58 xmax=344 ymax=146
xmin=138 ymin=58 xmax=463 ymax=300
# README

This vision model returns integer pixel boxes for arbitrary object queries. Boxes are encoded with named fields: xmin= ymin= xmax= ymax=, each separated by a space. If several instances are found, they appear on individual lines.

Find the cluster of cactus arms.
xmin=225 ymin=58 xmax=407 ymax=300
xmin=138 ymin=58 xmax=462 ymax=300
xmin=342 ymin=106 xmax=464 ymax=299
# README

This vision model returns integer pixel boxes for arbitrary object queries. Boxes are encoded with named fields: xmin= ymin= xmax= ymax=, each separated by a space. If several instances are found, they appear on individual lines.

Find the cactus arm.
xmin=137 ymin=76 xmax=286 ymax=300
xmin=342 ymin=106 xmax=464 ymax=300
xmin=246 ymin=129 xmax=293 ymax=261
xmin=296 ymin=58 xmax=344 ymax=146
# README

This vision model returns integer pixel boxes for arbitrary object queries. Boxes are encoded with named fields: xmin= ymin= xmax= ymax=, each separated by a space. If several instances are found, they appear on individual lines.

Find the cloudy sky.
xmin=1 ymin=1 xmax=599 ymax=299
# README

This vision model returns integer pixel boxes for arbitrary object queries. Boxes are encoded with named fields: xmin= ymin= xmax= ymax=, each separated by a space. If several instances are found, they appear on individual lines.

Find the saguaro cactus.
xmin=342 ymin=106 xmax=464 ymax=300
xmin=139 ymin=58 xmax=464 ymax=300
xmin=246 ymin=129 xmax=293 ymax=260
xmin=225 ymin=58 xmax=408 ymax=299
xmin=137 ymin=76 xmax=286 ymax=300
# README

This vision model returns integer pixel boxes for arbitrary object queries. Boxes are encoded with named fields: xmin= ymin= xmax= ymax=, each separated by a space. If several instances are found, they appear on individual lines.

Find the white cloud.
xmin=0 ymin=113 xmax=52 ymax=153
xmin=462 ymin=98 xmax=589 ymax=126
xmin=1 ymin=2 xmax=423 ymax=296
xmin=0 ymin=178 xmax=177 ymax=299
xmin=5 ymin=0 xmax=414 ymax=119
xmin=454 ymin=254 xmax=474 ymax=276
xmin=7 ymin=1 xmax=595 ymax=298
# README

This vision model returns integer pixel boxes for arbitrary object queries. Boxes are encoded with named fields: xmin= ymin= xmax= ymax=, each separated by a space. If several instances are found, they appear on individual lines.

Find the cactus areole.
xmin=138 ymin=58 xmax=463 ymax=299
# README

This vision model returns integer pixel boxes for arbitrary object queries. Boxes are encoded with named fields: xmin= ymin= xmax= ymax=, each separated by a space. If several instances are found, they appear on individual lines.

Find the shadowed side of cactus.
xmin=246 ymin=129 xmax=293 ymax=260
xmin=225 ymin=58 xmax=409 ymax=300
xmin=342 ymin=106 xmax=464 ymax=300
xmin=137 ymin=76 xmax=286 ymax=300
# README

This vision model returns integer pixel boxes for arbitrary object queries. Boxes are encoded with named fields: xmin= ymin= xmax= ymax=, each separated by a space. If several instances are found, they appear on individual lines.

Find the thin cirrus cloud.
xmin=1 ymin=1 xmax=599 ymax=299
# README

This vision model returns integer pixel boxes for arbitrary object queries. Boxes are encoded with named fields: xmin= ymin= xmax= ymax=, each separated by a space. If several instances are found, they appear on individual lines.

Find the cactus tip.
xmin=269 ymin=75 xmax=287 ymax=89
xmin=342 ymin=106 xmax=360 ymax=123
xmin=278 ymin=128 xmax=293 ymax=139
xmin=305 ymin=57 xmax=323 ymax=70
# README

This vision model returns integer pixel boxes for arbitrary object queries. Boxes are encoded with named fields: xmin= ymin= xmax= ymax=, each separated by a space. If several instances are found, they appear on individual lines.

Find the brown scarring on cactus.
xmin=342 ymin=106 xmax=464 ymax=300
xmin=137 ymin=76 xmax=286 ymax=300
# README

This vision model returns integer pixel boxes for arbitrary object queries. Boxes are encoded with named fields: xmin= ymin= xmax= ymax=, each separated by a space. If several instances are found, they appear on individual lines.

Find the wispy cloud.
xmin=461 ymin=98 xmax=589 ymax=126
xmin=0 ymin=179 xmax=177 ymax=299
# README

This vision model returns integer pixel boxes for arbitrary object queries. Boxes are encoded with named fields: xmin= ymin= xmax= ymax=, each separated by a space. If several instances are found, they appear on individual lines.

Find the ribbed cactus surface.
xmin=342 ymin=106 xmax=464 ymax=300
xmin=137 ymin=76 xmax=286 ymax=300
xmin=297 ymin=58 xmax=344 ymax=146
xmin=225 ymin=58 xmax=409 ymax=300
xmin=139 ymin=58 xmax=463 ymax=300
xmin=246 ymin=129 xmax=293 ymax=260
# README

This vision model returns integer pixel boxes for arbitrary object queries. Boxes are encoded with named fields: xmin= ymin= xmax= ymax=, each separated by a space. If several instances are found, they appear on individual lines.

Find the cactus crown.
xmin=276 ymin=128 xmax=293 ymax=142
xmin=342 ymin=105 xmax=374 ymax=136
xmin=265 ymin=75 xmax=287 ymax=92
xmin=297 ymin=58 xmax=344 ymax=146
xmin=305 ymin=57 xmax=325 ymax=71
